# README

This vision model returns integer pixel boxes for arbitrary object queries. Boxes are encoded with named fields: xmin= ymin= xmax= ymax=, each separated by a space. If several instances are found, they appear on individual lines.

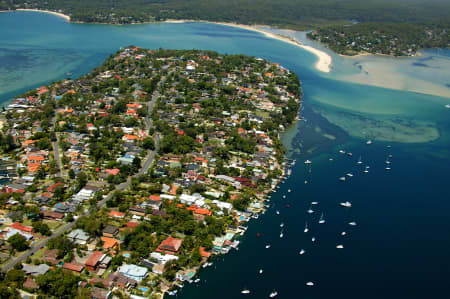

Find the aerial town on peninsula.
xmin=0 ymin=47 xmax=301 ymax=298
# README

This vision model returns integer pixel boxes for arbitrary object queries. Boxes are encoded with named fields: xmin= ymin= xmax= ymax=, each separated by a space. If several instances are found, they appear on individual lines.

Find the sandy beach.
xmin=16 ymin=9 xmax=70 ymax=21
xmin=163 ymin=20 xmax=332 ymax=73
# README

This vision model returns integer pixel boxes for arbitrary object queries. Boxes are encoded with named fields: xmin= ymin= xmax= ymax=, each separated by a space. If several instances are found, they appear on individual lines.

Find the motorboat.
xmin=265 ymin=244 xmax=271 ymax=249
xmin=304 ymin=222 xmax=309 ymax=233
xmin=304 ymin=160 xmax=312 ymax=164
xmin=299 ymin=249 xmax=305 ymax=255
xmin=312 ymin=237 xmax=316 ymax=242
xmin=341 ymin=231 xmax=347 ymax=236
xmin=340 ymin=201 xmax=352 ymax=207
xmin=280 ymin=222 xmax=284 ymax=228
xmin=366 ymin=140 xmax=372 ymax=145
xmin=259 ymin=269 xmax=263 ymax=274
xmin=306 ymin=282 xmax=314 ymax=286
xmin=347 ymin=152 xmax=353 ymax=157
xmin=311 ymin=201 xmax=319 ymax=205
xmin=357 ymin=156 xmax=363 ymax=164
xmin=348 ymin=221 xmax=357 ymax=226
xmin=318 ymin=213 xmax=325 ymax=224
xmin=269 ymin=291 xmax=278 ymax=298
xmin=339 ymin=150 xmax=346 ymax=154
xmin=336 ymin=244 xmax=344 ymax=249
xmin=276 ymin=210 xmax=280 ymax=215
xmin=339 ymin=176 xmax=346 ymax=181
xmin=241 ymin=289 xmax=250 ymax=294
xmin=346 ymin=173 xmax=354 ymax=177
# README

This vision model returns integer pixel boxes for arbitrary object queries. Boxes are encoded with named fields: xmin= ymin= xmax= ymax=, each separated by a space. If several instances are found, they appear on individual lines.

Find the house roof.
xmin=85 ymin=251 xmax=104 ymax=267
xmin=199 ymin=247 xmax=211 ymax=258
xmin=62 ymin=262 xmax=84 ymax=272
xmin=109 ymin=211 xmax=125 ymax=218
xmin=101 ymin=237 xmax=119 ymax=249
xmin=157 ymin=236 xmax=183 ymax=252
xmin=103 ymin=225 xmax=118 ymax=235
xmin=10 ymin=222 xmax=33 ymax=232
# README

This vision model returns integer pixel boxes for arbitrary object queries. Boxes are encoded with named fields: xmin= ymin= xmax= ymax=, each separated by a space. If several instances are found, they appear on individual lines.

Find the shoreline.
xmin=7 ymin=10 xmax=331 ymax=73
xmin=164 ymin=20 xmax=332 ymax=73
xmin=15 ymin=8 xmax=70 ymax=21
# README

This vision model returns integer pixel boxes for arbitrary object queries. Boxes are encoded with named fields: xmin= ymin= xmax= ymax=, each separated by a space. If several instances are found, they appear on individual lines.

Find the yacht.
xmin=304 ymin=222 xmax=309 ymax=233
xmin=445 ymin=104 xmax=450 ymax=108
xmin=304 ymin=159 xmax=312 ymax=164
xmin=348 ymin=221 xmax=357 ymax=226
xmin=306 ymin=282 xmax=314 ymax=286
xmin=265 ymin=244 xmax=271 ymax=249
xmin=366 ymin=140 xmax=373 ymax=145
xmin=241 ymin=289 xmax=250 ymax=294
xmin=341 ymin=231 xmax=347 ymax=236
xmin=340 ymin=201 xmax=352 ymax=207
xmin=339 ymin=176 xmax=346 ymax=181
xmin=299 ymin=249 xmax=305 ymax=255
xmin=318 ymin=213 xmax=325 ymax=224
xmin=269 ymin=291 xmax=278 ymax=298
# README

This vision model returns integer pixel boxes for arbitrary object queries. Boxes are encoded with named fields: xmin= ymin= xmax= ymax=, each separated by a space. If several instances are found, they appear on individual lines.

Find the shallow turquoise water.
xmin=1 ymin=11 xmax=450 ymax=299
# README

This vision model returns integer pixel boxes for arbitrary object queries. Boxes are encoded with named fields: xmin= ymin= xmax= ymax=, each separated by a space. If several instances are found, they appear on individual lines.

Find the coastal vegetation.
xmin=1 ymin=0 xmax=449 ymax=56
xmin=308 ymin=22 xmax=450 ymax=56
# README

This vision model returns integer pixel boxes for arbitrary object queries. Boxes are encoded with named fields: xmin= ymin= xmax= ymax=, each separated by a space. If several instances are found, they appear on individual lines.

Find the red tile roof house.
xmin=85 ymin=251 xmax=105 ymax=272
xmin=62 ymin=262 xmax=85 ymax=273
xmin=109 ymin=210 xmax=125 ymax=218
xmin=47 ymin=182 xmax=63 ymax=193
xmin=156 ymin=236 xmax=183 ymax=254
xmin=10 ymin=222 xmax=33 ymax=233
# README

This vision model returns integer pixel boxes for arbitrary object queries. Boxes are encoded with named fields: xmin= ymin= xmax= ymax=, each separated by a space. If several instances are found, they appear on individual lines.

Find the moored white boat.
xmin=340 ymin=201 xmax=352 ymax=208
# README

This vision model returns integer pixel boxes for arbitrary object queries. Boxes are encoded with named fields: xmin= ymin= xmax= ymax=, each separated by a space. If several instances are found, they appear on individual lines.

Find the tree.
xmin=142 ymin=137 xmax=155 ymax=150
xmin=36 ymin=268 xmax=80 ymax=298
xmin=7 ymin=234 xmax=28 ymax=252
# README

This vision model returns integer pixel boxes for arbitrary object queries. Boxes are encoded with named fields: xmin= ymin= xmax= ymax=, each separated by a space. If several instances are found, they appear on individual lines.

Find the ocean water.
xmin=1 ymin=11 xmax=450 ymax=299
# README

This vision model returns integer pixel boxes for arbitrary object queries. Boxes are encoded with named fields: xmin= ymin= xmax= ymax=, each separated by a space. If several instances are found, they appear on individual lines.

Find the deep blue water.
xmin=1 ymin=11 xmax=450 ymax=299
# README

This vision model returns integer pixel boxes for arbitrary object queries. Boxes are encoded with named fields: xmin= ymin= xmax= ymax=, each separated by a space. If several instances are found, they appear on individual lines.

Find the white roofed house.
xmin=118 ymin=264 xmax=148 ymax=282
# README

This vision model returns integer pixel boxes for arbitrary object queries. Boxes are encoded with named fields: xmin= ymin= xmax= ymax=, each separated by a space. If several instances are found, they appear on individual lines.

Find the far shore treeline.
xmin=1 ymin=0 xmax=449 ymax=57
